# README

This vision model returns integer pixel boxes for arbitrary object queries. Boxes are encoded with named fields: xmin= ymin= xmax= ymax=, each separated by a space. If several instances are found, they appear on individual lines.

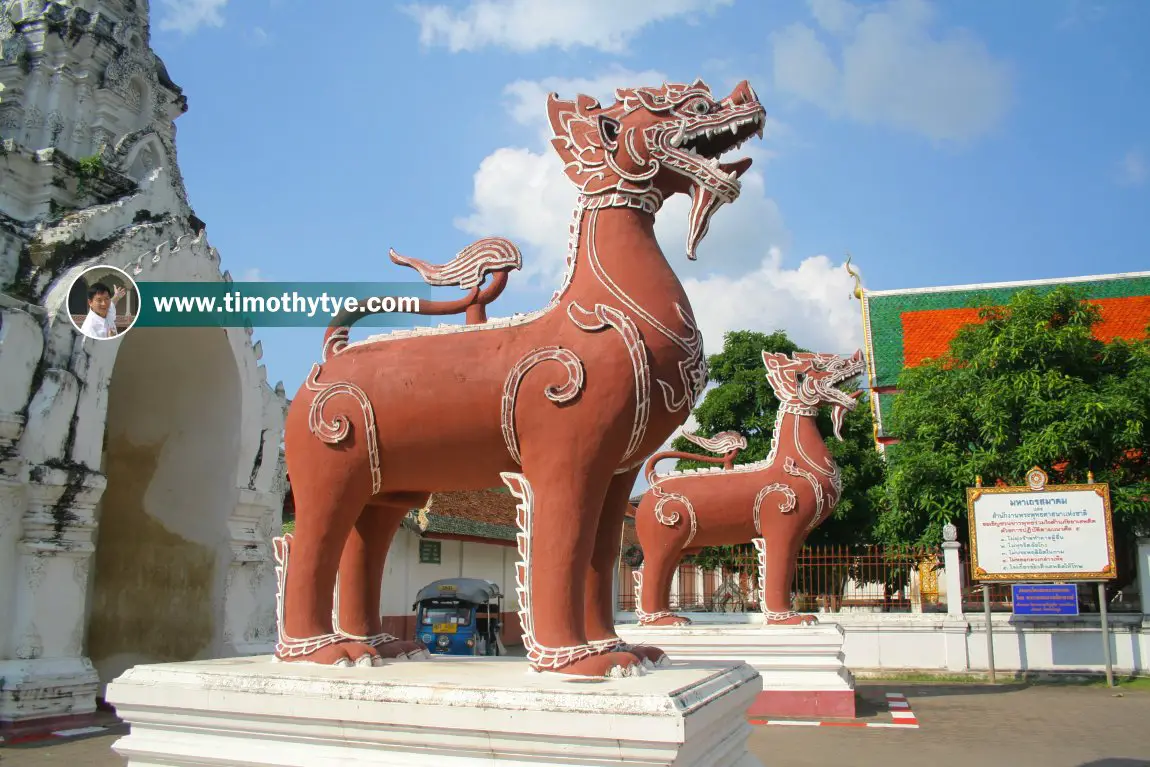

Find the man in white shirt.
xmin=79 ymin=282 xmax=126 ymax=340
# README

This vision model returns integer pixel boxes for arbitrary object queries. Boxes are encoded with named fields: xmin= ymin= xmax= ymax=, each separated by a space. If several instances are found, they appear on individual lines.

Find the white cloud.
xmin=402 ymin=0 xmax=733 ymax=53
xmin=1117 ymin=149 xmax=1147 ymax=187
xmin=808 ymin=0 xmax=862 ymax=36
xmin=238 ymin=268 xmax=266 ymax=282
xmin=157 ymin=0 xmax=228 ymax=34
xmin=683 ymin=248 xmax=864 ymax=357
xmin=771 ymin=0 xmax=1013 ymax=142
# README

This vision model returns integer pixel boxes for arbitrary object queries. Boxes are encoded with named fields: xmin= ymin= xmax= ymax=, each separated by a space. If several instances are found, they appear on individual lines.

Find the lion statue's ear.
xmin=547 ymin=92 xmax=619 ymax=195
xmin=596 ymin=115 xmax=621 ymax=149
xmin=761 ymin=351 xmax=785 ymax=370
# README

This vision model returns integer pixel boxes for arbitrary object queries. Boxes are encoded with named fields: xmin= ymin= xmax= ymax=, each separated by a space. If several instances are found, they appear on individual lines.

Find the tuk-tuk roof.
xmin=415 ymin=577 xmax=503 ymax=605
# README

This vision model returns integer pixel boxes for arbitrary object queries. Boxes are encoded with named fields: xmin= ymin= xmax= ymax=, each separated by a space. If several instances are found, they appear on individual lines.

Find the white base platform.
xmin=104 ymin=655 xmax=765 ymax=766
xmin=616 ymin=622 xmax=856 ymax=718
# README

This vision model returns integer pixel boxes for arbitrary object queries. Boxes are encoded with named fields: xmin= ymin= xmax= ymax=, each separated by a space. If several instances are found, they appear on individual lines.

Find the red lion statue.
xmin=273 ymin=78 xmax=767 ymax=678
xmin=632 ymin=349 xmax=865 ymax=626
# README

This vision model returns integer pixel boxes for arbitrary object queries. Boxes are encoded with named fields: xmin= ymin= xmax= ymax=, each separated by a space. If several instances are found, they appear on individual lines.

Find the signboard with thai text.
xmin=419 ymin=540 xmax=441 ymax=565
xmin=966 ymin=467 xmax=1116 ymax=583
xmin=1010 ymin=584 xmax=1079 ymax=615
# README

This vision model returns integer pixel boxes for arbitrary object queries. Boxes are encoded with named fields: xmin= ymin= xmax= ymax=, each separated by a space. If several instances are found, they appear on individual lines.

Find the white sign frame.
xmin=966 ymin=466 xmax=1117 ymax=583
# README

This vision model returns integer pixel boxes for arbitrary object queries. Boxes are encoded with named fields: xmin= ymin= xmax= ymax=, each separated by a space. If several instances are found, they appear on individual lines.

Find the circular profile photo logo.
xmin=67 ymin=264 xmax=141 ymax=341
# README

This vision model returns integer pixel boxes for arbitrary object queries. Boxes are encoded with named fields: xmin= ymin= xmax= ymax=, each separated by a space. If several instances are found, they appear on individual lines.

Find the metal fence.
xmin=618 ymin=543 xmax=1144 ymax=615
xmin=618 ymin=544 xmax=946 ymax=615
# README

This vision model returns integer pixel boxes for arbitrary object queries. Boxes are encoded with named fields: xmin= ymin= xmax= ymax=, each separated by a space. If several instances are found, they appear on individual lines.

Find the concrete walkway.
xmin=749 ymin=680 xmax=1150 ymax=767
xmin=2 ymin=681 xmax=1147 ymax=766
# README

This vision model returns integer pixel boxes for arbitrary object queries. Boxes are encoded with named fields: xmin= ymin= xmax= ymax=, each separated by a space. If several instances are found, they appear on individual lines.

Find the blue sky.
xmin=147 ymin=0 xmax=1149 ymax=472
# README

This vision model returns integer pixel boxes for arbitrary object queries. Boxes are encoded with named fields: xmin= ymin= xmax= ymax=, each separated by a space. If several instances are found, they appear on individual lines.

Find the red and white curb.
xmin=750 ymin=691 xmax=920 ymax=729
xmin=0 ymin=725 xmax=110 ymax=745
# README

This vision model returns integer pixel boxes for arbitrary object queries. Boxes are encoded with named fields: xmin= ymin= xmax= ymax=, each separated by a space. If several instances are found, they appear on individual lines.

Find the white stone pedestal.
xmin=104 ymin=655 xmax=765 ymax=766
xmin=616 ymin=622 xmax=856 ymax=719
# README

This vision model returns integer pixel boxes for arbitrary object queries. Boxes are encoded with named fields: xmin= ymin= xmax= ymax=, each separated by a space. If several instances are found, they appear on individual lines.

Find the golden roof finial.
xmin=845 ymin=253 xmax=864 ymax=300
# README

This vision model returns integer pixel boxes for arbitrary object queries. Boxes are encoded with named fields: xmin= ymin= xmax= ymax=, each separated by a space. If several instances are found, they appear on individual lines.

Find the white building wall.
xmin=379 ymin=528 xmax=519 ymax=619
xmin=616 ymin=611 xmax=1149 ymax=676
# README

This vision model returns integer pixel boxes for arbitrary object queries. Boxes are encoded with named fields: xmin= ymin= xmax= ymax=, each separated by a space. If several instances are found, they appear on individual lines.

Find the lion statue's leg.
xmin=333 ymin=499 xmax=431 ymax=660
xmin=758 ymin=527 xmax=818 ymax=626
xmin=502 ymin=459 xmax=643 ymax=677
xmin=583 ymin=469 xmax=670 ymax=669
xmin=632 ymin=495 xmax=693 ymax=628
xmin=274 ymin=467 xmax=382 ymax=666
xmin=635 ymin=547 xmax=692 ymax=627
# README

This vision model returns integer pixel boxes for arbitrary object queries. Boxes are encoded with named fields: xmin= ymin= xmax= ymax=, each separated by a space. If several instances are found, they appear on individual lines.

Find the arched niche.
xmin=125 ymin=76 xmax=149 ymax=121
xmin=85 ymin=323 xmax=243 ymax=685
xmin=37 ymin=225 xmax=286 ymax=692
xmin=121 ymin=133 xmax=166 ymax=184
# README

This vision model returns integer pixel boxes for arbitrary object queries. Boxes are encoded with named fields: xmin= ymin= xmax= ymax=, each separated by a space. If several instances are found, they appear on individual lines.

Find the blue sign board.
xmin=1011 ymin=584 xmax=1079 ymax=616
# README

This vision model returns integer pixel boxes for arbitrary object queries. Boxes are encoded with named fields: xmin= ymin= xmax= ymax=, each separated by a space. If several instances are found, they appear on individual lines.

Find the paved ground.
xmin=2 ymin=680 xmax=1148 ymax=766
xmin=749 ymin=681 xmax=1150 ymax=767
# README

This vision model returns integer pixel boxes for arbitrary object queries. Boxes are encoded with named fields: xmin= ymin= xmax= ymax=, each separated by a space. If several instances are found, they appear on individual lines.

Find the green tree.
xmin=878 ymin=286 xmax=1150 ymax=597
xmin=667 ymin=330 xmax=888 ymax=580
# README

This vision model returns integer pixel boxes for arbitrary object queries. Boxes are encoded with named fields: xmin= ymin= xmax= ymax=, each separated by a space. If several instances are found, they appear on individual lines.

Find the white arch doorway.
xmin=85 ymin=325 xmax=243 ymax=688
xmin=0 ymin=208 xmax=288 ymax=721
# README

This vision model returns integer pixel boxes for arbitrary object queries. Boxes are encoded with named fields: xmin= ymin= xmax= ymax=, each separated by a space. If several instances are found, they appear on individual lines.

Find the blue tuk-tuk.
xmin=413 ymin=578 xmax=506 ymax=656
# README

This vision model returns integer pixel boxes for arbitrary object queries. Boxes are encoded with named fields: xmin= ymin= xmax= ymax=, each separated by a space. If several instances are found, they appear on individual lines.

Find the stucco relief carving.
xmin=45 ymin=108 xmax=62 ymax=142
xmin=16 ymin=625 xmax=43 ymax=659
xmin=1 ymin=106 xmax=21 ymax=130
xmin=71 ymin=117 xmax=89 ymax=148
xmin=72 ymin=556 xmax=90 ymax=591
xmin=23 ymin=551 xmax=46 ymax=591
xmin=0 ymin=4 xmax=15 ymax=41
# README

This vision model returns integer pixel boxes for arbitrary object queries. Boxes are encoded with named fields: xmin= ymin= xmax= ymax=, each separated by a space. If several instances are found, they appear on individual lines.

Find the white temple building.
xmin=0 ymin=0 xmax=287 ymax=729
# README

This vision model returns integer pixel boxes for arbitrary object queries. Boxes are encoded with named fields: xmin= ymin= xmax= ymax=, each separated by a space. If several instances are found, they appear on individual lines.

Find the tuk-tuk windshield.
xmin=421 ymin=606 xmax=472 ymax=626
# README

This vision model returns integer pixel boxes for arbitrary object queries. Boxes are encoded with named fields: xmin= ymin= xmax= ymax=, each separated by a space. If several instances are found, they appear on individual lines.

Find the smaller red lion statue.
xmin=631 ymin=349 xmax=865 ymax=626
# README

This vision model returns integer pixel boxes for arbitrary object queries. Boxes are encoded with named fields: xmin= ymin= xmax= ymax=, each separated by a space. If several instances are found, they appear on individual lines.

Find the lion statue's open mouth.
xmin=648 ymin=80 xmax=766 ymax=259
xmin=547 ymin=78 xmax=767 ymax=261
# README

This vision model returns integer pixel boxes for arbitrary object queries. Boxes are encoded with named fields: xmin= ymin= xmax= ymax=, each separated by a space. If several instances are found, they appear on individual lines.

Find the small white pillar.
xmin=942 ymin=523 xmax=965 ymax=619
xmin=220 ymin=489 xmax=281 ymax=657
xmin=941 ymin=523 xmax=970 ymax=671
